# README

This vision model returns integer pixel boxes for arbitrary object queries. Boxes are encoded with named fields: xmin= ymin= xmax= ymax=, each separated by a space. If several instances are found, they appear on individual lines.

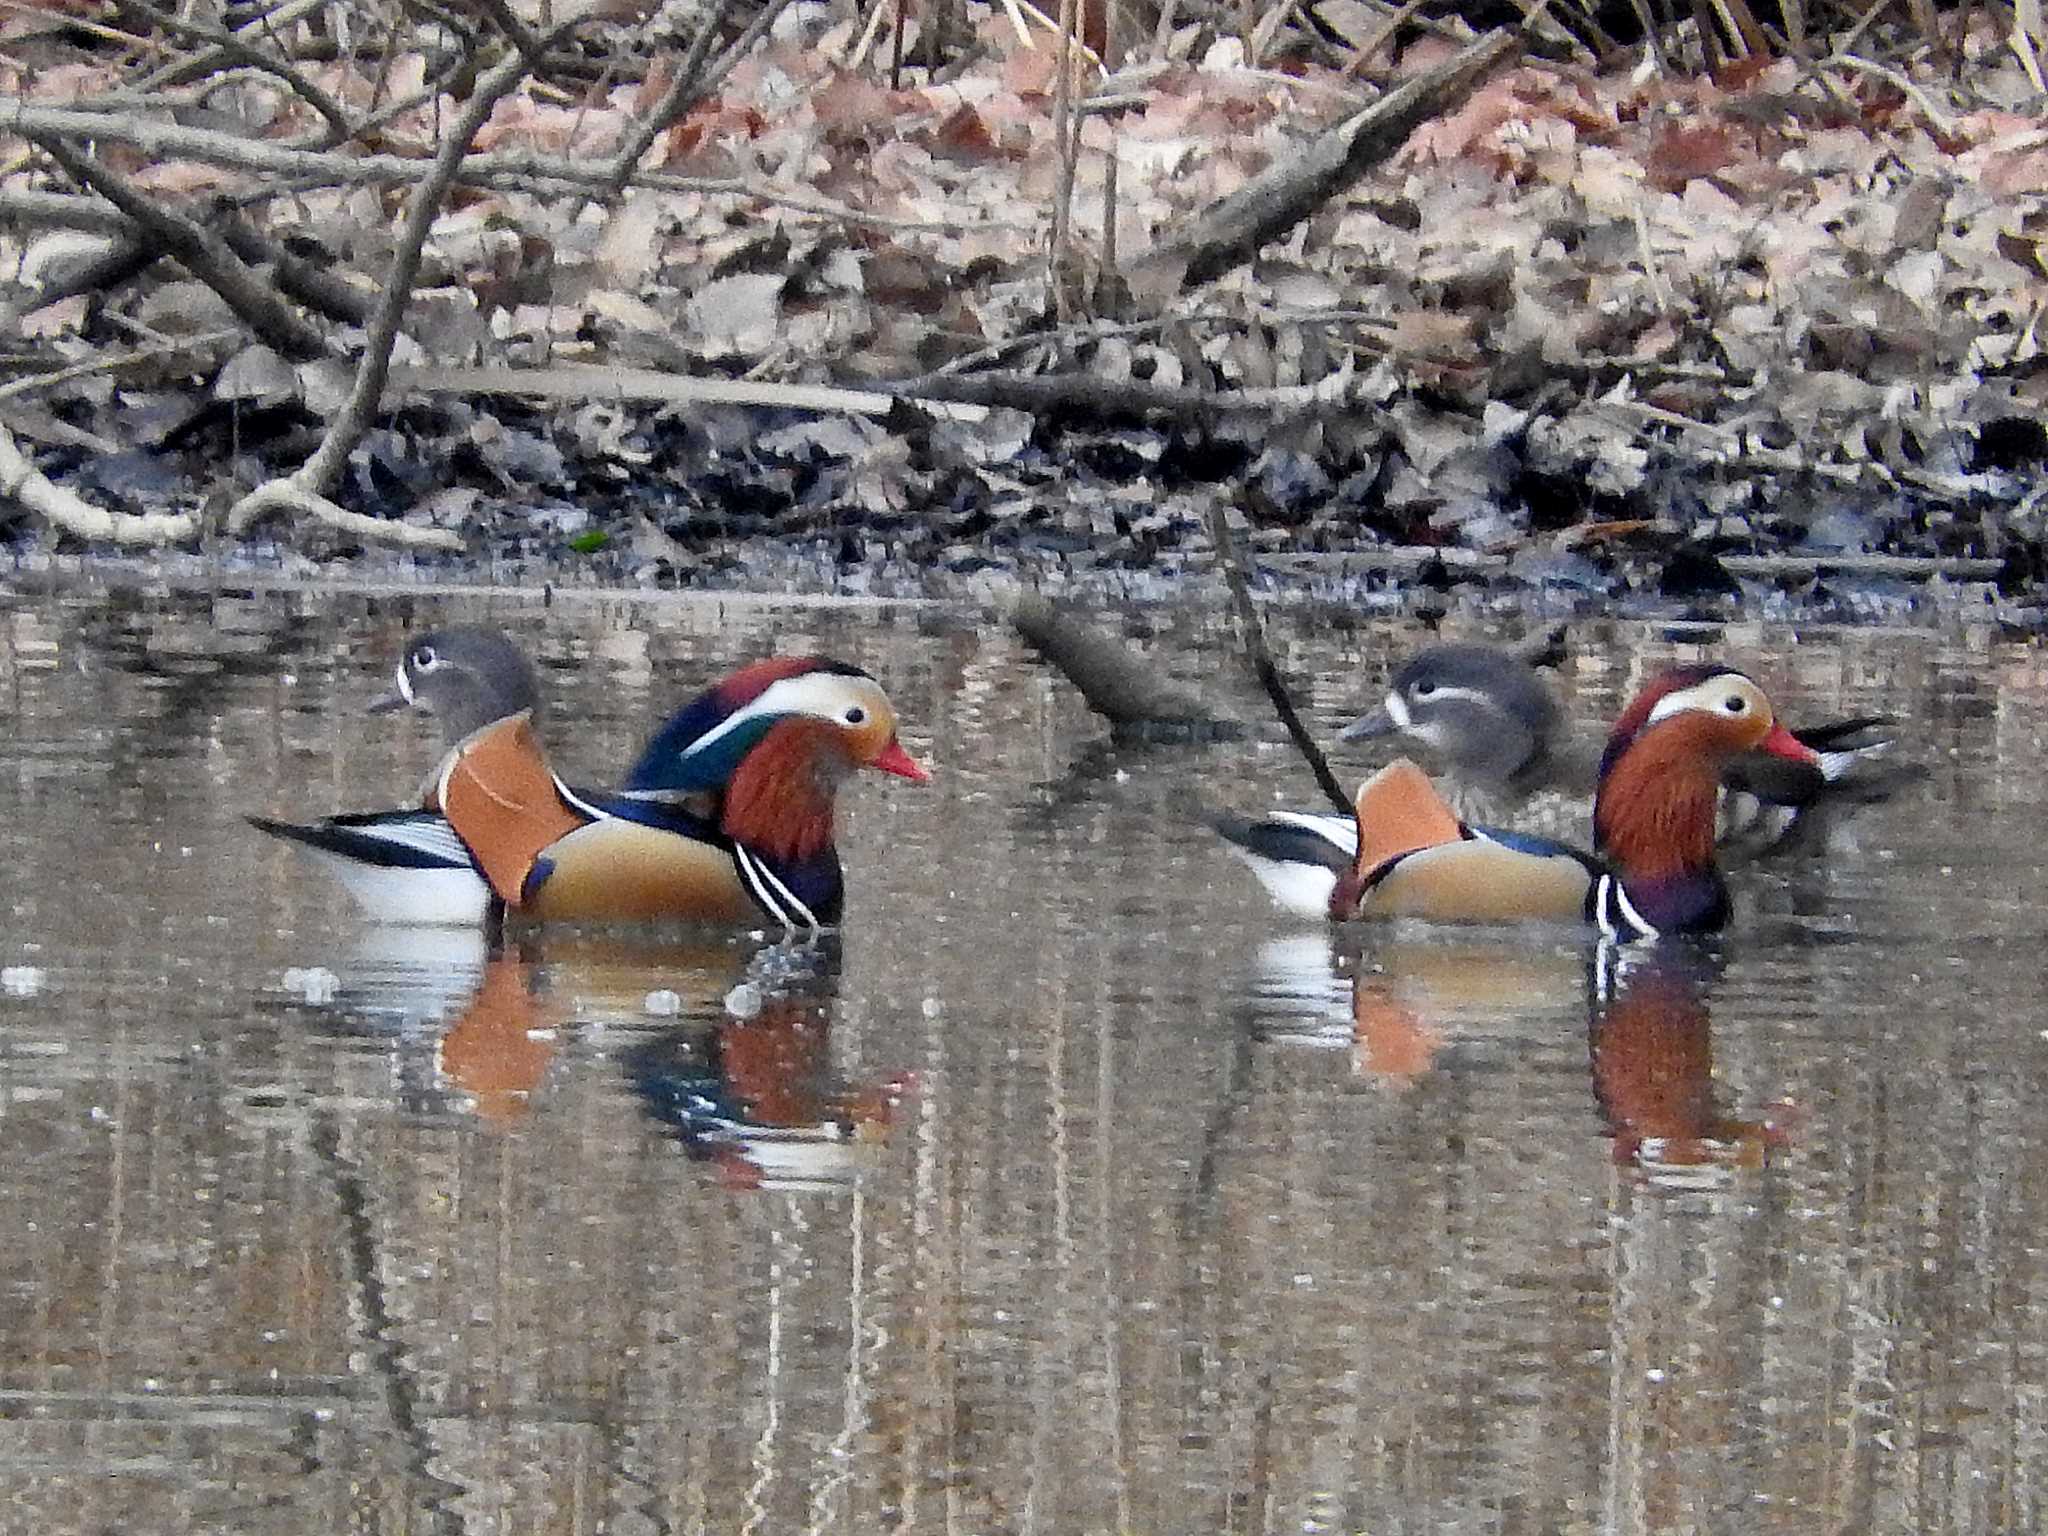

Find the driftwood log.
xmin=1008 ymin=593 xmax=1239 ymax=738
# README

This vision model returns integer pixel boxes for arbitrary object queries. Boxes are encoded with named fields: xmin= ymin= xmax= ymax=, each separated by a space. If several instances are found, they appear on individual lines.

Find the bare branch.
xmin=1205 ymin=497 xmax=1352 ymax=816
xmin=1136 ymin=28 xmax=1519 ymax=290
xmin=134 ymin=0 xmax=336 ymax=94
xmin=0 ymin=331 xmax=240 ymax=403
xmin=227 ymin=479 xmax=465 ymax=551
xmin=1 ymin=103 xmax=1036 ymax=234
xmin=0 ymin=188 xmax=131 ymax=235
xmin=229 ymin=42 xmax=541 ymax=537
xmin=604 ymin=0 xmax=801 ymax=198
xmin=217 ymin=215 xmax=375 ymax=327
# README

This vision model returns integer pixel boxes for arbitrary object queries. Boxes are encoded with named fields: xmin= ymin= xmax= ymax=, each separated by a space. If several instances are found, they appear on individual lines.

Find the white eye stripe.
xmin=1647 ymin=676 xmax=1755 ymax=725
xmin=1405 ymin=683 xmax=1495 ymax=710
xmin=685 ymin=673 xmax=887 ymax=756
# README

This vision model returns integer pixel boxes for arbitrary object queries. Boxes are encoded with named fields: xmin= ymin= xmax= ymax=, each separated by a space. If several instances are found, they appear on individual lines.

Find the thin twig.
xmin=1824 ymin=52 xmax=1957 ymax=134
xmin=127 ymin=0 xmax=355 ymax=144
xmin=1204 ymin=497 xmax=1352 ymax=815
xmin=604 ymin=0 xmax=794 ymax=197
xmin=0 ymin=330 xmax=240 ymax=402
xmin=133 ymin=0 xmax=332 ymax=94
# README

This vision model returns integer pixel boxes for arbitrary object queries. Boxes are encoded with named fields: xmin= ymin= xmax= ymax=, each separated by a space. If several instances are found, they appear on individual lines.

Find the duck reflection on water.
xmin=279 ymin=928 xmax=914 ymax=1183
xmin=1241 ymin=931 xmax=1801 ymax=1176
xmin=1244 ymin=930 xmax=1585 ymax=1086
xmin=1589 ymin=940 xmax=1797 ymax=1182
xmin=622 ymin=939 xmax=915 ymax=1192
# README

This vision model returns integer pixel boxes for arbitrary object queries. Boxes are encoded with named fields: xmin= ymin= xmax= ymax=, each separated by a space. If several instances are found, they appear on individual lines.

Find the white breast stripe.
xmin=1610 ymin=878 xmax=1658 ymax=942
xmin=734 ymin=845 xmax=820 ymax=936
xmin=554 ymin=777 xmax=610 ymax=822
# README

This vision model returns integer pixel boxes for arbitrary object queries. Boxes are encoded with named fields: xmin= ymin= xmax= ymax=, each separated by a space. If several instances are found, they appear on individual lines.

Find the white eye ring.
xmin=411 ymin=644 xmax=441 ymax=672
xmin=1723 ymin=694 xmax=1746 ymax=714
xmin=844 ymin=706 xmax=867 ymax=725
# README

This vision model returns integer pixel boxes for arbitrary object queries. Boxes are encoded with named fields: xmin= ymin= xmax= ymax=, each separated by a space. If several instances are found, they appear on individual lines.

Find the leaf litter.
xmin=0 ymin=3 xmax=2045 ymax=610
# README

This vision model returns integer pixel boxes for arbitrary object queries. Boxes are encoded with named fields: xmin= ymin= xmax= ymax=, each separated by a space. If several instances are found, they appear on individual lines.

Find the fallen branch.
xmin=393 ymin=362 xmax=991 ymax=422
xmin=1716 ymin=551 xmax=2006 ymax=581
xmin=1135 ymin=28 xmax=1519 ymax=290
xmin=1008 ymin=592 xmax=1236 ymax=735
xmin=0 ymin=421 xmax=198 ymax=545
xmin=1251 ymin=546 xmax=1510 ymax=577
xmin=227 ymin=480 xmax=465 ymax=551
xmin=28 ymin=136 xmax=330 ymax=360
xmin=893 ymin=366 xmax=1370 ymax=419
xmin=0 ymin=188 xmax=132 ymax=235
xmin=1204 ymin=498 xmax=1353 ymax=816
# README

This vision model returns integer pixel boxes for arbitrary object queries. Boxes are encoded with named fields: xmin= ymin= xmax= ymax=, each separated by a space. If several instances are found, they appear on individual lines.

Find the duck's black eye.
xmin=1723 ymin=694 xmax=1746 ymax=714
xmin=1412 ymin=681 xmax=1436 ymax=697
xmin=844 ymin=706 xmax=867 ymax=725
xmin=411 ymin=644 xmax=439 ymax=671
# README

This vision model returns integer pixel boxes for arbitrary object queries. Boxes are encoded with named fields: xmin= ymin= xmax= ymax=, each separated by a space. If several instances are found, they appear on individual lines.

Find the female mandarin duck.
xmin=1340 ymin=639 xmax=1896 ymax=850
xmin=1218 ymin=666 xmax=1823 ymax=940
xmin=252 ymin=637 xmax=929 ymax=932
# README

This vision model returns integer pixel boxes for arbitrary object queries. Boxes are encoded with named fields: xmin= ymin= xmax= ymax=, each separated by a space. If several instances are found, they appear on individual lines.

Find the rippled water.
xmin=1 ymin=583 xmax=2045 ymax=1534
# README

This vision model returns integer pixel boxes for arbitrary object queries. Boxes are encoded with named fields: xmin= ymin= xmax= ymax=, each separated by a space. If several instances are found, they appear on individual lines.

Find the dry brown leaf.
xmin=1646 ymin=122 xmax=1741 ymax=193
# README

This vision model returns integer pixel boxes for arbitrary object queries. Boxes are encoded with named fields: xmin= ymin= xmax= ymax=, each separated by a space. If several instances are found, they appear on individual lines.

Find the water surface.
xmin=0 ymin=587 xmax=2043 ymax=1534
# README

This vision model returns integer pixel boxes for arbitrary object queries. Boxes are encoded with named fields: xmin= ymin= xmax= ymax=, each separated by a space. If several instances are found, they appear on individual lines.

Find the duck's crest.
xmin=627 ymin=658 xmax=869 ymax=795
xmin=1598 ymin=664 xmax=1727 ymax=780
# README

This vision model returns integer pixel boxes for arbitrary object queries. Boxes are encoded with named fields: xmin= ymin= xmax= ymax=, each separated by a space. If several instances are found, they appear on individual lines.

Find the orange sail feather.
xmin=434 ymin=714 xmax=585 ymax=907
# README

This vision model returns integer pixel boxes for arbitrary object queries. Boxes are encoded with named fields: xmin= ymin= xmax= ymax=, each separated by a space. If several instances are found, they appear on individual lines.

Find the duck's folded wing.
xmin=246 ymin=810 xmax=492 ymax=925
xmin=1212 ymin=811 xmax=1358 ymax=918
xmin=249 ymin=809 xmax=477 ymax=869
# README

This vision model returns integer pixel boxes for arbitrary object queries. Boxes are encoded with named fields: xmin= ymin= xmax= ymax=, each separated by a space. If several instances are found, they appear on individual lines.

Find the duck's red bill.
xmin=873 ymin=741 xmax=932 ymax=782
xmin=1758 ymin=721 xmax=1821 ymax=764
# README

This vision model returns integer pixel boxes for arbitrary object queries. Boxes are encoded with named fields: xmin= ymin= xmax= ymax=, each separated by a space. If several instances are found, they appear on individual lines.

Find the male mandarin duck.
xmin=252 ymin=638 xmax=929 ymax=932
xmin=1340 ymin=639 xmax=1896 ymax=850
xmin=1217 ymin=666 xmax=1825 ymax=940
